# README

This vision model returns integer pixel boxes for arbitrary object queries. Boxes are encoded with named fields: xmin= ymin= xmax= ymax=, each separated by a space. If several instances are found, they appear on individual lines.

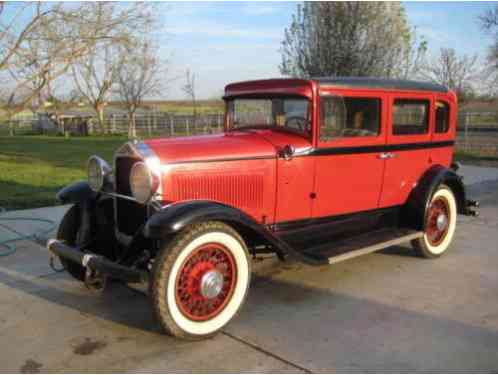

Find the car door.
xmin=379 ymin=93 xmax=434 ymax=208
xmin=312 ymin=91 xmax=387 ymax=218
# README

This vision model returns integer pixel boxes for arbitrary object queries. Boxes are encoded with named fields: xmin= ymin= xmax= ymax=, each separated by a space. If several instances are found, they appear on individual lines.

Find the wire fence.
xmin=0 ymin=112 xmax=226 ymax=137
xmin=457 ymin=112 xmax=498 ymax=156
xmin=2 ymin=110 xmax=497 ymax=156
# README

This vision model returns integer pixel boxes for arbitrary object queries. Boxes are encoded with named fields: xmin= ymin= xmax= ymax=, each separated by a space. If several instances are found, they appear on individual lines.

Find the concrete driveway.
xmin=1 ymin=164 xmax=498 ymax=372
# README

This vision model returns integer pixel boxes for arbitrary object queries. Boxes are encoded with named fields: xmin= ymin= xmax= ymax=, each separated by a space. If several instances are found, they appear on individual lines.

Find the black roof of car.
xmin=314 ymin=77 xmax=449 ymax=93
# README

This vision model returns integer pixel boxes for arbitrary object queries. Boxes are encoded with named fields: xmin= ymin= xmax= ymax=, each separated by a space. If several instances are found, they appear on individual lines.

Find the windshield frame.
xmin=224 ymin=94 xmax=312 ymax=139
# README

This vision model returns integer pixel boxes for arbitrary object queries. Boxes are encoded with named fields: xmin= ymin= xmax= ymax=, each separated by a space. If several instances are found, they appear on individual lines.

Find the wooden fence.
xmin=2 ymin=110 xmax=497 ymax=157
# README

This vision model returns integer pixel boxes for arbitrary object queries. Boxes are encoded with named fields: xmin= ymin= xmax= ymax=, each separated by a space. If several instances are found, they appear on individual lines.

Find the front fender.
xmin=56 ymin=181 xmax=97 ymax=204
xmin=402 ymin=165 xmax=467 ymax=230
xmin=143 ymin=200 xmax=325 ymax=266
xmin=144 ymin=200 xmax=266 ymax=238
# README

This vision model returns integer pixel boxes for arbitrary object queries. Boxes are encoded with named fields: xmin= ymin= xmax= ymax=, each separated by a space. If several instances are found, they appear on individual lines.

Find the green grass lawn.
xmin=1 ymin=134 xmax=497 ymax=211
xmin=0 ymin=135 xmax=127 ymax=210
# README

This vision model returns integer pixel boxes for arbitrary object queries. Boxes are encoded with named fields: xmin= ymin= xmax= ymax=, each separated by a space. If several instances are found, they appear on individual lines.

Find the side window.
xmin=435 ymin=101 xmax=450 ymax=133
xmin=392 ymin=99 xmax=429 ymax=135
xmin=320 ymin=96 xmax=381 ymax=141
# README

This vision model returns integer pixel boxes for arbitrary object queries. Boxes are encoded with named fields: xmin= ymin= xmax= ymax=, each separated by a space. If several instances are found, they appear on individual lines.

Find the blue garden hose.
xmin=0 ymin=207 xmax=57 ymax=257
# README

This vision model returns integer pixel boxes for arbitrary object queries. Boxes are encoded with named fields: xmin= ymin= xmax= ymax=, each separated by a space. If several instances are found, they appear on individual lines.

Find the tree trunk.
xmin=192 ymin=98 xmax=197 ymax=127
xmin=95 ymin=102 xmax=107 ymax=134
xmin=128 ymin=111 xmax=137 ymax=139
xmin=9 ymin=119 xmax=14 ymax=136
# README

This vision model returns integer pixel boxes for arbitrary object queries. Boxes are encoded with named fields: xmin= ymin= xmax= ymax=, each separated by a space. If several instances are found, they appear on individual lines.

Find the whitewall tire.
xmin=151 ymin=221 xmax=251 ymax=340
xmin=412 ymin=184 xmax=457 ymax=258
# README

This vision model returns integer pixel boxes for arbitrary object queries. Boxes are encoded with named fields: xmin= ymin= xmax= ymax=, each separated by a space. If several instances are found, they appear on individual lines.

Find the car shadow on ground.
xmin=378 ymin=244 xmax=418 ymax=257
xmin=0 ymin=267 xmax=161 ymax=335
xmin=2 ymin=251 xmax=498 ymax=372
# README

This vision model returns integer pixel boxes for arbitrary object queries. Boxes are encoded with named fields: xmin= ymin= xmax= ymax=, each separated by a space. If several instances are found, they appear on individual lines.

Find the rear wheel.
xmin=151 ymin=221 xmax=251 ymax=340
xmin=57 ymin=204 xmax=86 ymax=281
xmin=411 ymin=184 xmax=457 ymax=258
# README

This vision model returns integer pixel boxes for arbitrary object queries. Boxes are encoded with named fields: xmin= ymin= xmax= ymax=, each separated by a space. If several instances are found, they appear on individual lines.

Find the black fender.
xmin=143 ymin=200 xmax=325 ymax=266
xmin=402 ymin=165 xmax=467 ymax=230
xmin=56 ymin=181 xmax=97 ymax=204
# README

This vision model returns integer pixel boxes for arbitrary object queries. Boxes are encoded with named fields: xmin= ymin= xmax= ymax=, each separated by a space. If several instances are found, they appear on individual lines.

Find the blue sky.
xmin=2 ymin=2 xmax=496 ymax=100
xmin=156 ymin=1 xmax=498 ymax=99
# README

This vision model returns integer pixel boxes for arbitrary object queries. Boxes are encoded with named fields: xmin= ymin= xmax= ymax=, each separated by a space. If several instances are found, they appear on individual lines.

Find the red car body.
xmin=143 ymin=78 xmax=457 ymax=226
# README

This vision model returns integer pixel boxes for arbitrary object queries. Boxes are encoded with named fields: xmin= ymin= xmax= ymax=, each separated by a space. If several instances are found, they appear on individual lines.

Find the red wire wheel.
xmin=175 ymin=243 xmax=237 ymax=321
xmin=426 ymin=196 xmax=451 ymax=247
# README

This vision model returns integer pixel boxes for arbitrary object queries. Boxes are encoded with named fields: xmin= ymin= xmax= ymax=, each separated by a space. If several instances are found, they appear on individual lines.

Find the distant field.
xmin=0 ymin=135 xmax=126 ymax=210
xmin=144 ymin=100 xmax=224 ymax=114
xmin=106 ymin=100 xmax=225 ymax=114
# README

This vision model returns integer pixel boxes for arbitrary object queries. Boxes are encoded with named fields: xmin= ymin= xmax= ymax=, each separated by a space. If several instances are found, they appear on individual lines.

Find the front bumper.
xmin=46 ymin=239 xmax=148 ymax=283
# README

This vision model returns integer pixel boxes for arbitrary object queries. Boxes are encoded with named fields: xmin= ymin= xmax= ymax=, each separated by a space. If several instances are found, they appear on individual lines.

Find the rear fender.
xmin=402 ymin=165 xmax=466 ymax=230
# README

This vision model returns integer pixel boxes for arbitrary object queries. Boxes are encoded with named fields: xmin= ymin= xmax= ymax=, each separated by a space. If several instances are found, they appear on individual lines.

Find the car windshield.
xmin=227 ymin=97 xmax=310 ymax=135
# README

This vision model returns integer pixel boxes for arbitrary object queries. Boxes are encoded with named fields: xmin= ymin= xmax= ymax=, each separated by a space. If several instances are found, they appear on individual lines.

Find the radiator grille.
xmin=115 ymin=156 xmax=147 ymax=235
xmin=171 ymin=174 xmax=264 ymax=210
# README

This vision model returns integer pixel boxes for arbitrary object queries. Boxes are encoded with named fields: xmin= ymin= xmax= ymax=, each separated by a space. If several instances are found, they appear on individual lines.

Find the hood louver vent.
xmin=171 ymin=174 xmax=264 ymax=211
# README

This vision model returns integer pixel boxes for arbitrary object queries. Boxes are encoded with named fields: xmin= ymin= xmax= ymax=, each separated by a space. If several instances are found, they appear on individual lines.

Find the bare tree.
xmin=183 ymin=69 xmax=197 ymax=125
xmin=479 ymin=5 xmax=498 ymax=95
xmin=115 ymin=42 xmax=163 ymax=138
xmin=480 ymin=5 xmax=498 ymax=30
xmin=0 ymin=2 xmax=156 ymax=134
xmin=280 ymin=2 xmax=426 ymax=79
xmin=69 ymin=2 xmax=156 ymax=134
xmin=71 ymin=45 xmax=118 ymax=134
xmin=419 ymin=48 xmax=480 ymax=103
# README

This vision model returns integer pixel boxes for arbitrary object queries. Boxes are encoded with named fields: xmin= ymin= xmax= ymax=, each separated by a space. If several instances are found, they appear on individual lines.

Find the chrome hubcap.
xmin=436 ymin=213 xmax=448 ymax=231
xmin=200 ymin=270 xmax=224 ymax=299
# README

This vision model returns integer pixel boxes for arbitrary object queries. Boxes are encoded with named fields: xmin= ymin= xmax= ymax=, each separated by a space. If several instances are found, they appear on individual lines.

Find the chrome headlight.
xmin=130 ymin=161 xmax=159 ymax=204
xmin=87 ymin=155 xmax=112 ymax=192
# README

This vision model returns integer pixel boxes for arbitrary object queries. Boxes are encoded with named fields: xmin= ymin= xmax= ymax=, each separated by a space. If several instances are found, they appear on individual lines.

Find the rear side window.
xmin=320 ymin=96 xmax=381 ymax=141
xmin=392 ymin=99 xmax=429 ymax=135
xmin=435 ymin=101 xmax=450 ymax=133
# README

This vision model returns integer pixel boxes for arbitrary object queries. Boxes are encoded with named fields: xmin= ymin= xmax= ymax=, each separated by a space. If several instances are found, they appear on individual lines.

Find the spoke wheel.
xmin=425 ymin=197 xmax=451 ymax=247
xmin=151 ymin=221 xmax=251 ymax=340
xmin=411 ymin=184 xmax=457 ymax=258
xmin=175 ymin=243 xmax=237 ymax=321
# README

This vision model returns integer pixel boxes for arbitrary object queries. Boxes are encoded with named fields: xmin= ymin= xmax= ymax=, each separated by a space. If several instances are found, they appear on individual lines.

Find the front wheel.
xmin=150 ymin=221 xmax=251 ymax=340
xmin=411 ymin=184 xmax=457 ymax=258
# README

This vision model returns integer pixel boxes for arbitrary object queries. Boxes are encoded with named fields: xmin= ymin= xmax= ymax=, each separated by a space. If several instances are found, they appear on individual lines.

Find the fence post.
xmin=218 ymin=114 xmax=222 ymax=132
xmin=110 ymin=115 xmax=115 ymax=134
xmin=465 ymin=112 xmax=469 ymax=152
xmin=186 ymin=117 xmax=190 ymax=136
xmin=153 ymin=110 xmax=157 ymax=132
xmin=170 ymin=115 xmax=174 ymax=137
xmin=147 ymin=114 xmax=151 ymax=137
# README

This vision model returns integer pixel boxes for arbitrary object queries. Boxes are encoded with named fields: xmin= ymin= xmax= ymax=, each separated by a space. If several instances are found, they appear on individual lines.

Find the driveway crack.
xmin=221 ymin=330 xmax=313 ymax=373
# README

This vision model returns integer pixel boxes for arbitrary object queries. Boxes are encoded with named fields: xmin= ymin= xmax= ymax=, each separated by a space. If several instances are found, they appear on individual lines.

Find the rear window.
xmin=435 ymin=101 xmax=450 ymax=133
xmin=392 ymin=99 xmax=429 ymax=135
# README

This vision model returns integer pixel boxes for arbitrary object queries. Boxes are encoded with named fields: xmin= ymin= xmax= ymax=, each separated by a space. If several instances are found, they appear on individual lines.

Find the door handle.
xmin=378 ymin=152 xmax=396 ymax=160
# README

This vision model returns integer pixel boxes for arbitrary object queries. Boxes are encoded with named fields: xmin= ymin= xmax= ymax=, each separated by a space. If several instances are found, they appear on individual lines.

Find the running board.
xmin=325 ymin=231 xmax=423 ymax=264
xmin=300 ymin=229 xmax=424 ymax=265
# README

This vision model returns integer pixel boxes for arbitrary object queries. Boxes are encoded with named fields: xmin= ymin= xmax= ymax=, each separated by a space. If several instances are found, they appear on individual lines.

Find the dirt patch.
xmin=73 ymin=337 xmax=107 ymax=355
xmin=20 ymin=359 xmax=42 ymax=373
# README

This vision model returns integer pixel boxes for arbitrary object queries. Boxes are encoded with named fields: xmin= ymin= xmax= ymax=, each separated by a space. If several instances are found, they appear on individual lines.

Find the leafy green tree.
xmin=280 ymin=2 xmax=426 ymax=79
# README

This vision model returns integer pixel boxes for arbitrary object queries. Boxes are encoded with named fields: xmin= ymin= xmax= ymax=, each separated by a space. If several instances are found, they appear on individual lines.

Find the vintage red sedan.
xmin=47 ymin=77 xmax=478 ymax=339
